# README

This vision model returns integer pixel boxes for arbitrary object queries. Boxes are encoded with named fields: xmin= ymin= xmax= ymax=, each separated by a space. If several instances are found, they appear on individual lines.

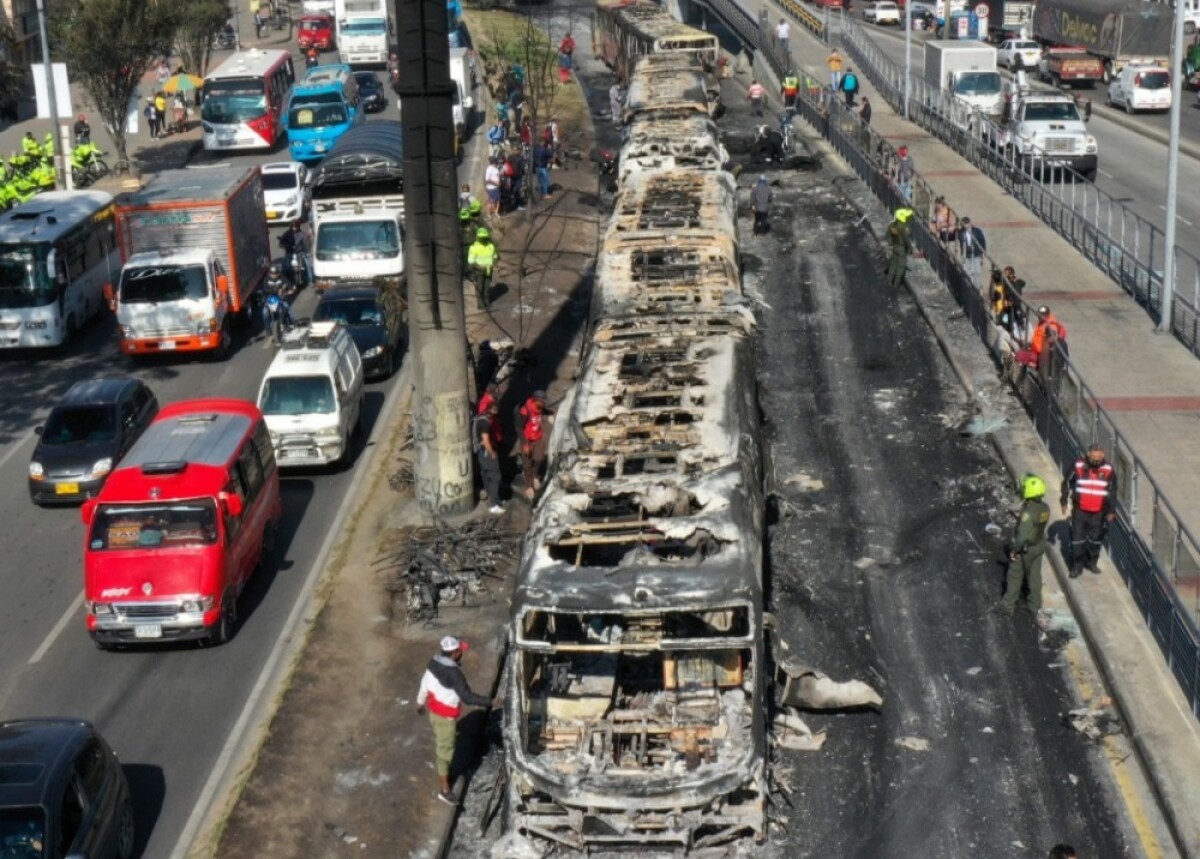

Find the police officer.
xmin=1000 ymin=475 xmax=1051 ymax=616
xmin=886 ymin=207 xmax=914 ymax=289
xmin=1060 ymin=443 xmax=1117 ymax=577
xmin=466 ymin=226 xmax=498 ymax=309
xmin=780 ymin=70 xmax=800 ymax=110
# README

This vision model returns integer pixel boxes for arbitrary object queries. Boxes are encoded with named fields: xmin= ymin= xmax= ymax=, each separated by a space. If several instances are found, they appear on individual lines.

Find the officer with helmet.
xmin=466 ymin=226 xmax=498 ymax=309
xmin=999 ymin=474 xmax=1051 ymax=616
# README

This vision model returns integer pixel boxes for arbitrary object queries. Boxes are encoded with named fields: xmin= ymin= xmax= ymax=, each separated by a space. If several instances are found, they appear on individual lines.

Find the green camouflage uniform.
xmin=1002 ymin=497 xmax=1050 ymax=614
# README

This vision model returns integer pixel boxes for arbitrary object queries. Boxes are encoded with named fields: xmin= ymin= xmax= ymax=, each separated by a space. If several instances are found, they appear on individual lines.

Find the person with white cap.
xmin=416 ymin=635 xmax=498 ymax=804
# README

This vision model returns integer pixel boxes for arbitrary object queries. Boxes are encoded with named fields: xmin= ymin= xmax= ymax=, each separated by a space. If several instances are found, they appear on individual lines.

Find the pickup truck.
xmin=1037 ymin=47 xmax=1104 ymax=88
xmin=994 ymin=86 xmax=1098 ymax=181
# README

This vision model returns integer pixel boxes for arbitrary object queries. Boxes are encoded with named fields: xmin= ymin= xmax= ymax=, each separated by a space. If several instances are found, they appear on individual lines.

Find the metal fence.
xmin=835 ymin=16 xmax=1200 ymax=361
xmin=787 ymin=65 xmax=1200 ymax=716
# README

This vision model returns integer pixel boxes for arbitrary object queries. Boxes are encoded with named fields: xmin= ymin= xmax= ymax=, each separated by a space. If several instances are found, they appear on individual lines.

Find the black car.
xmin=353 ymin=71 xmax=387 ymax=112
xmin=313 ymin=286 xmax=405 ymax=379
xmin=0 ymin=719 xmax=134 ymax=859
xmin=29 ymin=379 xmax=159 ymax=505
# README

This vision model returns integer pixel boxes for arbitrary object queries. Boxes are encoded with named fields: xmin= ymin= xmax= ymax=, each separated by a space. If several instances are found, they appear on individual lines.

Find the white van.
xmin=257 ymin=321 xmax=364 ymax=467
xmin=1107 ymin=64 xmax=1172 ymax=114
xmin=449 ymin=47 xmax=474 ymax=148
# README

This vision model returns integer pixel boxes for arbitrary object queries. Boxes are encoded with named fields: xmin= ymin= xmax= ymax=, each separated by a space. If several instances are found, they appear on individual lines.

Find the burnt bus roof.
xmin=312 ymin=120 xmax=403 ymax=191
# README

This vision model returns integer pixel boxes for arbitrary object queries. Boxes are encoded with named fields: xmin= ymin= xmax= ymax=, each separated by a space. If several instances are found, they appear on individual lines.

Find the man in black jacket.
xmin=416 ymin=636 xmax=499 ymax=804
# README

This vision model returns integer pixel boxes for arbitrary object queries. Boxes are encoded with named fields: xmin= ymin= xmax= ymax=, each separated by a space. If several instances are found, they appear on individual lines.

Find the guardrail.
xmin=837 ymin=16 xmax=1200 ymax=362
xmin=790 ymin=70 xmax=1200 ymax=717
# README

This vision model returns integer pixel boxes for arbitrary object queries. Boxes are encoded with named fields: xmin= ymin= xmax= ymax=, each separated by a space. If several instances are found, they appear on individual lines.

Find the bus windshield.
xmin=89 ymin=500 xmax=219 ymax=551
xmin=0 ymin=245 xmax=54 ymax=308
xmin=315 ymin=220 xmax=400 ymax=260
xmin=120 ymin=266 xmax=209 ymax=303
xmin=201 ymin=80 xmax=267 ymax=123
xmin=288 ymin=96 xmax=348 ymax=130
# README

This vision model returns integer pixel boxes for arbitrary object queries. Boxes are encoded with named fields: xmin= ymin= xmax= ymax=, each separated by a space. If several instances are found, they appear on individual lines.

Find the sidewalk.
xmin=753 ymin=10 xmax=1200 ymax=856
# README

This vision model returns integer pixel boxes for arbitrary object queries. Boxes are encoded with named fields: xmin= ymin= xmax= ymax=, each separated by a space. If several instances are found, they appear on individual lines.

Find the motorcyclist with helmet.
xmin=262 ymin=261 xmax=296 ymax=342
xmin=278 ymin=220 xmax=312 ymax=288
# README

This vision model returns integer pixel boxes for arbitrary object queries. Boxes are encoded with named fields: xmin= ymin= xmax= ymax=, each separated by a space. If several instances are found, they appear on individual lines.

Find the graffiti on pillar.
xmin=414 ymin=388 xmax=474 ymax=515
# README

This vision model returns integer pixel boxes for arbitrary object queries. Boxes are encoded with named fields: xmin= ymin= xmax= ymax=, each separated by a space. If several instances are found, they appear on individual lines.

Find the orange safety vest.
xmin=1031 ymin=316 xmax=1066 ymax=355
xmin=1071 ymin=460 xmax=1114 ymax=513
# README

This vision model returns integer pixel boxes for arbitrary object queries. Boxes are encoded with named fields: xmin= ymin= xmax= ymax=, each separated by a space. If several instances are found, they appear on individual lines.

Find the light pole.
xmin=34 ymin=0 xmax=65 ymax=188
xmin=1159 ymin=0 xmax=1185 ymax=333
xmin=904 ymin=0 xmax=912 ymax=118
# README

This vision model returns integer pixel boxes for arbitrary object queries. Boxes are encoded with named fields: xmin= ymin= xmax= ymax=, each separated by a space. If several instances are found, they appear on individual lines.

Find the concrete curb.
xmin=805 ymin=125 xmax=1197 ymax=858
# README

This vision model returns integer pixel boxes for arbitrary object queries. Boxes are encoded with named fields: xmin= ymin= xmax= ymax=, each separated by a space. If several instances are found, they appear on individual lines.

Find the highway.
xmin=0 ymin=55 xmax=404 ymax=859
xmin=855 ymin=22 xmax=1200 ymax=267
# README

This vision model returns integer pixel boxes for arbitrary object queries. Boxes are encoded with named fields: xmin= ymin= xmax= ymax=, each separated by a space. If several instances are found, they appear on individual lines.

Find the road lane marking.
xmin=28 ymin=591 xmax=83 ymax=665
xmin=1099 ymin=170 xmax=1115 ymax=179
xmin=1157 ymin=204 xmax=1196 ymax=227
xmin=0 ymin=429 xmax=37 ymax=474
xmin=168 ymin=364 xmax=411 ymax=859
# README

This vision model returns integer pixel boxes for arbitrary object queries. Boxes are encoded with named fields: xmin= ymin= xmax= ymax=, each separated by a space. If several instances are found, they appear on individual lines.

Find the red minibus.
xmin=81 ymin=399 xmax=283 ymax=648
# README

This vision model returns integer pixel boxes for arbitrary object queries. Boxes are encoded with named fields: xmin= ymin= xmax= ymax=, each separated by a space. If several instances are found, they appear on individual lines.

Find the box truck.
xmin=1031 ymin=0 xmax=1172 ymax=83
xmin=924 ymin=40 xmax=1003 ymax=117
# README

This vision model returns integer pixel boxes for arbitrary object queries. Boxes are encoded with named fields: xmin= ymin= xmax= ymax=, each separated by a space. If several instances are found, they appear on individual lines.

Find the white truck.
xmin=309 ymin=121 xmax=405 ymax=292
xmin=335 ymin=0 xmax=390 ymax=67
xmin=109 ymin=166 xmax=271 ymax=360
xmin=995 ymin=81 xmax=1098 ymax=181
xmin=448 ymin=46 xmax=474 ymax=151
xmin=924 ymin=40 xmax=1003 ymax=119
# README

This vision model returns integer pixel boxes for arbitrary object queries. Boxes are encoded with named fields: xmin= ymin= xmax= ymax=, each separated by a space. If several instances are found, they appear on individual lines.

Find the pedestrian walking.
xmin=610 ymin=82 xmax=623 ymax=124
xmin=467 ymin=226 xmax=498 ymax=308
xmin=484 ymin=157 xmax=502 ymax=218
xmin=516 ymin=391 xmax=554 ymax=497
xmin=998 ymin=474 xmax=1051 ymax=616
xmin=886 ymin=207 xmax=915 ymax=288
xmin=750 ymin=175 xmax=772 ymax=235
xmin=154 ymin=92 xmax=168 ymax=135
xmin=858 ymin=96 xmax=872 ymax=125
xmin=780 ymin=69 xmax=800 ymax=109
xmin=1029 ymin=304 xmax=1067 ymax=378
xmin=841 ymin=68 xmax=860 ymax=107
xmin=496 ymin=99 xmax=511 ymax=139
xmin=254 ymin=9 xmax=265 ymax=38
xmin=558 ymin=32 xmax=575 ymax=69
xmin=748 ymin=79 xmax=766 ymax=117
xmin=931 ymin=196 xmax=955 ymax=246
xmin=144 ymin=97 xmax=160 ymax=139
xmin=172 ymin=92 xmax=187 ymax=134
xmin=776 ymin=18 xmax=791 ymax=58
xmin=473 ymin=401 xmax=504 ymax=513
xmin=827 ymin=48 xmax=844 ymax=90
xmin=958 ymin=216 xmax=986 ymax=285
xmin=416 ymin=636 xmax=499 ymax=805
xmin=156 ymin=59 xmax=171 ymax=88
xmin=510 ymin=88 xmax=525 ymax=131
xmin=893 ymin=144 xmax=914 ymax=202
xmin=533 ymin=140 xmax=554 ymax=198
xmin=1060 ymin=443 xmax=1117 ymax=578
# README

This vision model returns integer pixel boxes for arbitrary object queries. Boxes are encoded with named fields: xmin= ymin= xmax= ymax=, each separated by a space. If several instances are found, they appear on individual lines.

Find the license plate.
xmin=134 ymin=623 xmax=162 ymax=639
xmin=159 ymin=340 xmax=176 ymax=350
xmin=266 ymin=210 xmax=279 ymax=219
xmin=281 ymin=449 xmax=309 ymax=458
xmin=55 ymin=483 xmax=79 ymax=495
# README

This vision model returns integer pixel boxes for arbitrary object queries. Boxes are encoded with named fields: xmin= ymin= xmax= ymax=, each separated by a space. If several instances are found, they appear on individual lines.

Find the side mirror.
xmin=103 ymin=282 xmax=115 ymax=312
xmin=219 ymin=490 xmax=244 ymax=518
xmin=81 ymin=499 xmax=97 ymax=526
xmin=34 ymin=425 xmax=42 ymax=435
xmin=216 ymin=274 xmax=230 ymax=296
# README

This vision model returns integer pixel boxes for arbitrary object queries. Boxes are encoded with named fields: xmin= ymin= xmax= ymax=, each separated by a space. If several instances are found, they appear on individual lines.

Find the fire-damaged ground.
xmin=737 ymin=131 xmax=1137 ymax=855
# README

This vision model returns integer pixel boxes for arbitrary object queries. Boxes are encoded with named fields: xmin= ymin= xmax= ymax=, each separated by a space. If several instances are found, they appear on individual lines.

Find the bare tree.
xmin=484 ymin=9 xmax=567 ymax=131
xmin=51 ymin=0 xmax=179 ymax=163
xmin=175 ymin=0 xmax=232 ymax=78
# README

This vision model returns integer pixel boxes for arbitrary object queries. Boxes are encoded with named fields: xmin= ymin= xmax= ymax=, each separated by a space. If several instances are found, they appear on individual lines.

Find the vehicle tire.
xmin=1125 ymin=99 xmax=1134 ymax=115
xmin=115 ymin=800 xmax=135 ymax=859
xmin=65 ymin=312 xmax=77 ymax=338
xmin=92 ymin=638 xmax=115 ymax=652
xmin=210 ymin=591 xmax=237 ymax=645
xmin=88 ymin=158 xmax=109 ymax=181
xmin=1106 ymin=90 xmax=1114 ymax=108
xmin=1082 ymin=167 xmax=1098 ymax=182
xmin=210 ymin=320 xmax=232 ymax=361
xmin=257 ymin=522 xmax=276 ymax=571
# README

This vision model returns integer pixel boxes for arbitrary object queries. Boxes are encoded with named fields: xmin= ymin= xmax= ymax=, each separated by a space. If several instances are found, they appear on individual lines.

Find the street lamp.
xmin=904 ymin=0 xmax=912 ymax=118
xmin=1159 ymin=0 xmax=1185 ymax=333
xmin=34 ymin=0 xmax=65 ymax=188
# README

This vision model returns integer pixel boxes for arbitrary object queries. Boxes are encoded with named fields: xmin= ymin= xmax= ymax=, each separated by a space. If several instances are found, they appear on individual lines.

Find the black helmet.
xmin=269 ymin=262 xmax=281 ymax=274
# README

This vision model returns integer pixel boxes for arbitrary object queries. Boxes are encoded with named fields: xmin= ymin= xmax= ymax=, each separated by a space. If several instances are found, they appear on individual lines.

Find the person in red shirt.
xmin=516 ymin=390 xmax=554 ymax=496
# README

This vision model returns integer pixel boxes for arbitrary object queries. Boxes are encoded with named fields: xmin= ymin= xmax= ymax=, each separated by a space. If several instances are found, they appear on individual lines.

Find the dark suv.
xmin=0 ymin=720 xmax=134 ymax=859
xmin=313 ymin=286 xmax=405 ymax=379
xmin=28 ymin=379 xmax=159 ymax=505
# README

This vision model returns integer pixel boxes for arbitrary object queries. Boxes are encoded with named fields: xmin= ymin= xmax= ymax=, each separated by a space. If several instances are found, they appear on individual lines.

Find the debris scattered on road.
xmin=773 ymin=708 xmax=827 ymax=751
xmin=784 ymin=472 xmax=825 ymax=492
xmin=895 ymin=736 xmax=931 ymax=752
xmin=960 ymin=413 xmax=1009 ymax=436
xmin=490 ymin=832 xmax=548 ymax=859
xmin=777 ymin=659 xmax=884 ymax=710
xmin=966 ymin=666 xmax=983 ymax=676
xmin=379 ymin=518 xmax=522 ymax=624
xmin=1064 ymin=704 xmax=1123 ymax=741
xmin=981 ymin=726 xmax=995 ymax=734
xmin=387 ymin=426 xmax=416 ymax=491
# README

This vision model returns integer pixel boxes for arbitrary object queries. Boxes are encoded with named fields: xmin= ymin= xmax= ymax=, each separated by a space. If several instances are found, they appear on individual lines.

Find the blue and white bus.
xmin=0 ymin=191 xmax=119 ymax=349
xmin=286 ymin=64 xmax=363 ymax=162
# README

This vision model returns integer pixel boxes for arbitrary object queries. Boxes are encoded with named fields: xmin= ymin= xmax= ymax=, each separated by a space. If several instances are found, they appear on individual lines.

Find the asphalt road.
xmin=859 ymin=24 xmax=1200 ymax=258
xmin=0 ymin=52 xmax=404 ymax=859
xmin=739 ymin=127 xmax=1138 ymax=855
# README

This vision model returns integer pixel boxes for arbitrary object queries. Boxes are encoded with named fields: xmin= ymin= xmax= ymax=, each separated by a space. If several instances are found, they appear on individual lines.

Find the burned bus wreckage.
xmin=502 ymin=51 xmax=766 ymax=853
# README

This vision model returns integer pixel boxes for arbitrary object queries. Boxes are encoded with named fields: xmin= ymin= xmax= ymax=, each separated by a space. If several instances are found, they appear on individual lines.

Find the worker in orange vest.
xmin=1030 ymin=304 xmax=1067 ymax=378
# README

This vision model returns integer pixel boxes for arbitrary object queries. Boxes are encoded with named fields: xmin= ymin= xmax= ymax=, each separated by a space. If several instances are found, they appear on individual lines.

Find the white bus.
xmin=201 ymin=49 xmax=295 ymax=152
xmin=0 ymin=190 xmax=119 ymax=349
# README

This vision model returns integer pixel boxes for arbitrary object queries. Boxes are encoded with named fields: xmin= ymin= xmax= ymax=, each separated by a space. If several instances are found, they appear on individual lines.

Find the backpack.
xmin=845 ymin=73 xmax=859 ymax=92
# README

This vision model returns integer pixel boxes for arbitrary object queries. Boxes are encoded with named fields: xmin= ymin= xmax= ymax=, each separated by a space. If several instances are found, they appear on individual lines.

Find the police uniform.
xmin=466 ymin=230 xmax=498 ymax=309
xmin=886 ymin=208 xmax=914 ymax=289
xmin=1002 ymin=479 xmax=1051 ymax=615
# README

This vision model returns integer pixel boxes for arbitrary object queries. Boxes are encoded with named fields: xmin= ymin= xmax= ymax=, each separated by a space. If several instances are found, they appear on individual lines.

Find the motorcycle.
xmin=212 ymin=27 xmax=236 ymax=51
xmin=305 ymin=51 xmax=320 ymax=71
xmin=70 ymin=143 xmax=109 ymax=189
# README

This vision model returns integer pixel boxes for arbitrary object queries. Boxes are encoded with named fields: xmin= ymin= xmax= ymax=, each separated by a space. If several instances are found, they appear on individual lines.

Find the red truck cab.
xmin=298 ymin=14 xmax=335 ymax=51
xmin=81 ymin=399 xmax=283 ymax=649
